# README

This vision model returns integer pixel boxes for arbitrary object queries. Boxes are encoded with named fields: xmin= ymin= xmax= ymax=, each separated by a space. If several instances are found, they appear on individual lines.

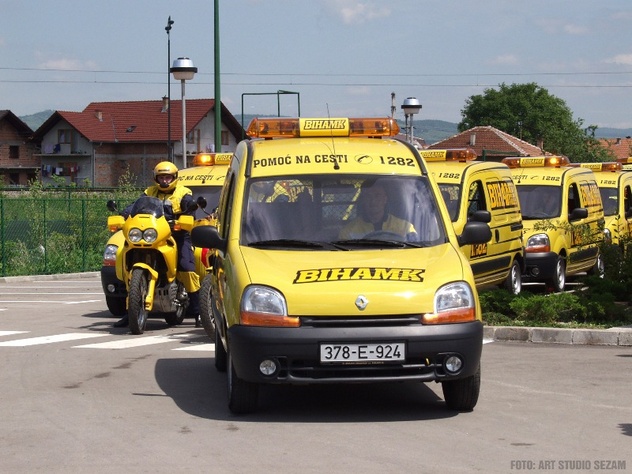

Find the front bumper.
xmin=100 ymin=266 xmax=127 ymax=298
xmin=227 ymin=320 xmax=483 ymax=385
xmin=523 ymin=251 xmax=558 ymax=281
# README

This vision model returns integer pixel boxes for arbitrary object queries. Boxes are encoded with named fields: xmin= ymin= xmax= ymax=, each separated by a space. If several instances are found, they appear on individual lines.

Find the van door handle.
xmin=495 ymin=229 xmax=500 ymax=242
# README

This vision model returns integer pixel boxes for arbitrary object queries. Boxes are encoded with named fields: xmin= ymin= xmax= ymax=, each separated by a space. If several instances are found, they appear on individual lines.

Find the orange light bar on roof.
xmin=246 ymin=117 xmax=400 ymax=139
xmin=502 ymin=155 xmax=571 ymax=169
xmin=419 ymin=148 xmax=477 ymax=163
xmin=570 ymin=162 xmax=622 ymax=172
xmin=192 ymin=152 xmax=232 ymax=167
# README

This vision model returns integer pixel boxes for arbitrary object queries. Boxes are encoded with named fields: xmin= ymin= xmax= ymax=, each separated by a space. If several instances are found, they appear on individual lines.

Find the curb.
xmin=484 ymin=325 xmax=632 ymax=346
xmin=0 ymin=271 xmax=100 ymax=283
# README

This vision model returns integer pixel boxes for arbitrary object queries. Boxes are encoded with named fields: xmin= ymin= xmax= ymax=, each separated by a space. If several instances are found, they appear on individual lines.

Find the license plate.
xmin=320 ymin=342 xmax=405 ymax=363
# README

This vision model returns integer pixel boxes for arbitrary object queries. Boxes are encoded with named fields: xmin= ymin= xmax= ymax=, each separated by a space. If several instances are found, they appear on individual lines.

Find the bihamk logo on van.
xmin=293 ymin=267 xmax=425 ymax=283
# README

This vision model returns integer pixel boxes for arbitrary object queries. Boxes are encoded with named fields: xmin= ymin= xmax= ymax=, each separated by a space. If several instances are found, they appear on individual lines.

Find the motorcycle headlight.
xmin=129 ymin=228 xmax=143 ymax=243
xmin=422 ymin=281 xmax=476 ymax=324
xmin=143 ymin=228 xmax=158 ymax=243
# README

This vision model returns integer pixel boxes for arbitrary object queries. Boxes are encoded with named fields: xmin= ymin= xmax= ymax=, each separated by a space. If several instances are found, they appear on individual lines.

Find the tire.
xmin=164 ymin=306 xmax=185 ymax=326
xmin=548 ymin=256 xmax=566 ymax=292
xmin=441 ymin=364 xmax=481 ymax=412
xmin=227 ymin=348 xmax=258 ymax=415
xmin=214 ymin=324 xmax=227 ymax=372
xmin=502 ymin=259 xmax=522 ymax=295
xmin=105 ymin=296 xmax=127 ymax=317
xmin=588 ymin=252 xmax=605 ymax=279
xmin=199 ymin=274 xmax=216 ymax=340
xmin=128 ymin=268 xmax=150 ymax=335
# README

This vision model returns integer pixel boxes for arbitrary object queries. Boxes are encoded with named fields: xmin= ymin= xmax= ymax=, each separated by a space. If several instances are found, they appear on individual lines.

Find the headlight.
xmin=240 ymin=285 xmax=298 ymax=327
xmin=143 ymin=228 xmax=158 ymax=243
xmin=422 ymin=281 xmax=476 ymax=324
xmin=603 ymin=228 xmax=612 ymax=244
xmin=526 ymin=233 xmax=550 ymax=253
xmin=129 ymin=228 xmax=143 ymax=243
xmin=102 ymin=244 xmax=118 ymax=266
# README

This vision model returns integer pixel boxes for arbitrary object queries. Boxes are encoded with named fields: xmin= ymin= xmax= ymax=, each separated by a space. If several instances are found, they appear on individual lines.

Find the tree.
xmin=459 ymin=83 xmax=614 ymax=162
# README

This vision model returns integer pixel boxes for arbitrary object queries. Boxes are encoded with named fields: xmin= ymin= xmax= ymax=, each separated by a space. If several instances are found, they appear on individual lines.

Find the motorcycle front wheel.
xmin=128 ymin=268 xmax=150 ymax=335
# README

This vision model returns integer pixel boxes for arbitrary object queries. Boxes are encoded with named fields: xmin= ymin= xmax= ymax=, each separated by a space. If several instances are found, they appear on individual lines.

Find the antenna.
xmin=326 ymin=103 xmax=340 ymax=170
xmin=391 ymin=92 xmax=396 ymax=118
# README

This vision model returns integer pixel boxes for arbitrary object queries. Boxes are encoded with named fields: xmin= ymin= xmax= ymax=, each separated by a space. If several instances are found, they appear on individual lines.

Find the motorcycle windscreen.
xmin=129 ymin=196 xmax=165 ymax=218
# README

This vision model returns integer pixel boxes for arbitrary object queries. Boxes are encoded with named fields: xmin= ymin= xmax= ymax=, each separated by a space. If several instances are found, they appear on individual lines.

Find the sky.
xmin=1 ymin=0 xmax=631 ymax=130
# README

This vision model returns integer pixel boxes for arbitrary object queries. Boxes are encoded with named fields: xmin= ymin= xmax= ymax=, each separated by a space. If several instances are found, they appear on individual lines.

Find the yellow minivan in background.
xmin=502 ymin=156 xmax=605 ymax=292
xmin=571 ymin=162 xmax=632 ymax=249
xmin=100 ymin=152 xmax=231 ymax=317
xmin=192 ymin=117 xmax=492 ymax=414
xmin=423 ymin=148 xmax=524 ymax=294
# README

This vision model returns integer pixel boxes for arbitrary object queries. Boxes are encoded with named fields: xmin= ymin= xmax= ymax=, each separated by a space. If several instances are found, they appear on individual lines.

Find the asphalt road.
xmin=0 ymin=274 xmax=630 ymax=473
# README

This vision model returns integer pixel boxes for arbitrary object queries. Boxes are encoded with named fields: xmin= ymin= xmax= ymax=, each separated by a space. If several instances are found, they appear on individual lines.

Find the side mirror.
xmin=191 ymin=225 xmax=226 ymax=253
xmin=569 ymin=207 xmax=588 ymax=221
xmin=197 ymin=196 xmax=208 ymax=209
xmin=468 ymin=209 xmax=491 ymax=223
xmin=458 ymin=221 xmax=492 ymax=247
xmin=107 ymin=200 xmax=117 ymax=212
xmin=186 ymin=200 xmax=199 ymax=212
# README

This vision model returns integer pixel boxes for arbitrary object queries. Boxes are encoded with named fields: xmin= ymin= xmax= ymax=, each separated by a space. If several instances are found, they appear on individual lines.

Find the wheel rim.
xmin=511 ymin=265 xmax=522 ymax=295
xmin=556 ymin=259 xmax=566 ymax=291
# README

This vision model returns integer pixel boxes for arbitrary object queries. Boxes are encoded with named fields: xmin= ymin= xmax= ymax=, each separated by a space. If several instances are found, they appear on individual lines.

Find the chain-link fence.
xmin=0 ymin=192 xmax=136 ymax=277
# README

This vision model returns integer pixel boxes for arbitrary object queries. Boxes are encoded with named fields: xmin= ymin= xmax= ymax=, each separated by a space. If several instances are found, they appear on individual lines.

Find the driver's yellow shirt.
xmin=339 ymin=214 xmax=416 ymax=240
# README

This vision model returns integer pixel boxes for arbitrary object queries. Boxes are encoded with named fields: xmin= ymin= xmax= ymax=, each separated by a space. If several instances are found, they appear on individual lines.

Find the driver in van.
xmin=113 ymin=161 xmax=201 ymax=328
xmin=339 ymin=180 xmax=417 ymax=240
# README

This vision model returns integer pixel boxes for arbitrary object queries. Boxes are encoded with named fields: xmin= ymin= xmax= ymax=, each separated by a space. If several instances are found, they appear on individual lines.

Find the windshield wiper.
xmin=331 ymin=239 xmax=422 ymax=248
xmin=247 ymin=239 xmax=328 ymax=249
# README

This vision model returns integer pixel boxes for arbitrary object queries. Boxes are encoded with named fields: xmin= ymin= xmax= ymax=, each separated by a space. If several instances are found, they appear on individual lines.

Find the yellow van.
xmin=100 ymin=152 xmax=231 ymax=316
xmin=502 ymin=156 xmax=605 ymax=292
xmin=423 ymin=148 xmax=524 ymax=294
xmin=571 ymin=162 xmax=632 ymax=248
xmin=192 ymin=117 xmax=492 ymax=414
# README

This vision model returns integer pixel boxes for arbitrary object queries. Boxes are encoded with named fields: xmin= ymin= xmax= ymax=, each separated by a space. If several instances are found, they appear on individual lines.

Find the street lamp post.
xmin=165 ymin=16 xmax=174 ymax=162
xmin=401 ymin=97 xmax=422 ymax=144
xmin=170 ymin=57 xmax=197 ymax=169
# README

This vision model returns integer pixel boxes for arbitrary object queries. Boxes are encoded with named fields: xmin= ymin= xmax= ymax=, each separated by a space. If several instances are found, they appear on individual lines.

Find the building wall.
xmin=0 ymin=118 xmax=39 ymax=185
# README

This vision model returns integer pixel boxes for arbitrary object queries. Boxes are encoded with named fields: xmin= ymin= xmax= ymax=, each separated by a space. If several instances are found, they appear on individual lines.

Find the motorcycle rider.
xmin=113 ymin=161 xmax=202 ymax=328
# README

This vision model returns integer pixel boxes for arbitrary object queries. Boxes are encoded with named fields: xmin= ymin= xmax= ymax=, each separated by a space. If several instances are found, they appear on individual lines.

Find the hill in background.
xmin=19 ymin=111 xmax=631 ymax=144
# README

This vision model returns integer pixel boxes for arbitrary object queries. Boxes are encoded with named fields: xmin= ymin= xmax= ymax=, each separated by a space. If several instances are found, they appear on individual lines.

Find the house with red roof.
xmin=31 ymin=99 xmax=244 ymax=187
xmin=0 ymin=110 xmax=39 ymax=185
xmin=598 ymin=137 xmax=632 ymax=162
xmin=427 ymin=125 xmax=547 ymax=160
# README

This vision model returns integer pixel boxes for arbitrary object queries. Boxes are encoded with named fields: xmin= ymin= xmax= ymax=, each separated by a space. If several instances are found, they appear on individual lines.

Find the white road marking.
xmin=0 ymin=300 xmax=102 ymax=304
xmin=173 ymin=343 xmax=214 ymax=351
xmin=0 ymin=333 xmax=107 ymax=347
xmin=74 ymin=332 xmax=198 ymax=349
xmin=483 ymin=338 xmax=494 ymax=344
xmin=0 ymin=330 xmax=29 ymax=337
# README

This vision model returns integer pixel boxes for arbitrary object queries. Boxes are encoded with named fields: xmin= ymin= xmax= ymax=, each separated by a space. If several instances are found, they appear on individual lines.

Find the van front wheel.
xmin=549 ymin=257 xmax=566 ymax=292
xmin=441 ymin=364 xmax=481 ymax=411
xmin=502 ymin=259 xmax=522 ymax=295
xmin=227 ymin=348 xmax=258 ymax=414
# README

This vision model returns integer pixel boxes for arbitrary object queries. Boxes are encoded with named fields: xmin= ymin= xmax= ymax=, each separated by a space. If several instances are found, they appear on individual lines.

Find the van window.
xmin=568 ymin=183 xmax=579 ymax=215
xmin=467 ymin=181 xmax=486 ymax=218
xmin=241 ymin=174 xmax=446 ymax=247
xmin=516 ymin=185 xmax=561 ymax=219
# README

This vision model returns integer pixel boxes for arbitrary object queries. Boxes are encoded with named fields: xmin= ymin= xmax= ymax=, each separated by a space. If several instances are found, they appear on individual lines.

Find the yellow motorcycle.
xmin=106 ymin=196 xmax=197 ymax=335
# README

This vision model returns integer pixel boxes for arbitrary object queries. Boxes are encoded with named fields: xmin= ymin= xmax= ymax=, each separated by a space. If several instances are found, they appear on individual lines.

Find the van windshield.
xmin=516 ymin=185 xmax=561 ymax=219
xmin=599 ymin=188 xmax=618 ymax=216
xmin=242 ymin=174 xmax=447 ymax=248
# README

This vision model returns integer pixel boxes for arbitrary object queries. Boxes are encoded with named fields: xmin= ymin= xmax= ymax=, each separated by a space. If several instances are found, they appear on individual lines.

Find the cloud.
xmin=488 ymin=54 xmax=519 ymax=66
xmin=324 ymin=0 xmax=391 ymax=24
xmin=36 ymin=55 xmax=98 ymax=71
xmin=605 ymin=53 xmax=632 ymax=66
xmin=536 ymin=19 xmax=588 ymax=35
